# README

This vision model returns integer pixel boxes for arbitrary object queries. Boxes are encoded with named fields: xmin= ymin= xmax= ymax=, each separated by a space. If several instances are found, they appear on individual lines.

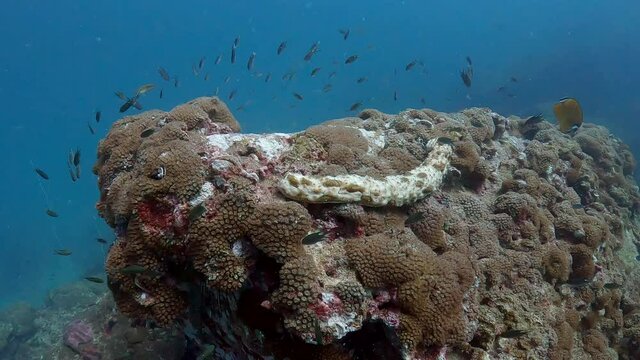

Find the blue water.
xmin=0 ymin=0 xmax=638 ymax=309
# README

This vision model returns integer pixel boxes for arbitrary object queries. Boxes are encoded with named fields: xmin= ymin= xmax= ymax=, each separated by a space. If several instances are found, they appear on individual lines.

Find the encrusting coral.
xmin=95 ymin=96 xmax=640 ymax=360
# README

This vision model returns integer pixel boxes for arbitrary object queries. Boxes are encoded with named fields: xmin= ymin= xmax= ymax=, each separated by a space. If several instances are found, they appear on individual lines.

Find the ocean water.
xmin=0 ymin=0 xmax=638 ymax=310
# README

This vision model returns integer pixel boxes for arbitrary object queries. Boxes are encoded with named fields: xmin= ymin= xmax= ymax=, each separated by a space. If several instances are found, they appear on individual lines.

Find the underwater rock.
xmin=0 ymin=322 xmax=13 ymax=353
xmin=63 ymin=319 xmax=100 ymax=360
xmin=94 ymin=97 xmax=640 ymax=359
xmin=47 ymin=282 xmax=102 ymax=310
xmin=0 ymin=302 xmax=36 ymax=339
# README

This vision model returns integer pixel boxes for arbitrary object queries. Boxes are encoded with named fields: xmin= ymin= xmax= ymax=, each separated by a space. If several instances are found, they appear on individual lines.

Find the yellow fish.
xmin=553 ymin=97 xmax=583 ymax=133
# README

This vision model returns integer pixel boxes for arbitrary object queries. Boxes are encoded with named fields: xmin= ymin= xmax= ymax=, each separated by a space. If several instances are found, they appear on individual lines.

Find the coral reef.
xmin=91 ymin=97 xmax=640 ymax=359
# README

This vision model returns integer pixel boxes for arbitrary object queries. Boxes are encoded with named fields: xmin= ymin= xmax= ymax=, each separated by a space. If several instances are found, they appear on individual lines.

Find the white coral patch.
xmin=189 ymin=182 xmax=214 ymax=206
xmin=326 ymin=312 xmax=359 ymax=340
xmin=358 ymin=128 xmax=385 ymax=155
xmin=207 ymin=133 xmax=291 ymax=160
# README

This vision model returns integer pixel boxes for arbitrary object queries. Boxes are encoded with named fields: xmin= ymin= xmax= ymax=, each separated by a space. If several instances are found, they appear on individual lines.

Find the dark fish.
xmin=188 ymin=203 xmax=207 ymax=222
xmin=224 ymin=76 xmax=231 ymax=84
xmin=405 ymin=60 xmax=417 ymax=71
xmin=159 ymin=89 xmax=163 ymax=99
xmin=604 ymin=283 xmax=622 ymax=289
xmin=310 ymin=67 xmax=321 ymax=77
xmin=54 ymin=249 xmax=72 ymax=256
xmin=140 ymin=128 xmax=155 ymax=138
xmin=233 ymin=36 xmax=240 ymax=47
xmin=96 ymin=238 xmax=108 ymax=244
xmin=460 ymin=67 xmax=473 ymax=87
xmin=510 ymin=76 xmax=518 ymax=83
xmin=247 ymin=52 xmax=256 ymax=71
xmin=339 ymin=28 xmax=350 ymax=40
xmin=73 ymin=149 xmax=81 ymax=166
xmin=304 ymin=42 xmax=320 ymax=61
xmin=322 ymin=84 xmax=332 ymax=93
xmin=198 ymin=345 xmax=217 ymax=360
xmin=524 ymin=114 xmax=545 ymax=126
xmin=293 ymin=92 xmax=304 ymax=101
xmin=497 ymin=86 xmax=506 ymax=92
xmin=68 ymin=166 xmax=77 ymax=182
xmin=277 ymin=41 xmax=287 ymax=55
xmin=118 ymin=264 xmax=148 ymax=275
xmin=328 ymin=71 xmax=337 ymax=79
xmin=46 ymin=209 xmax=59 ymax=217
xmin=85 ymin=276 xmax=104 ymax=284
xmin=282 ymin=72 xmax=296 ymax=81
xmin=567 ymin=277 xmax=591 ymax=287
xmin=174 ymin=77 xmax=179 ymax=87
xmin=204 ymin=73 xmax=209 ymax=81
xmin=437 ymin=137 xmax=455 ymax=146
xmin=158 ymin=67 xmax=170 ymax=81
xmin=356 ymin=77 xmax=367 ymax=84
xmin=349 ymin=102 xmax=362 ymax=111
xmin=35 ymin=168 xmax=49 ymax=180
xmin=198 ymin=56 xmax=206 ymax=69
xmin=215 ymin=54 xmax=222 ymax=65
xmin=314 ymin=318 xmax=324 ymax=346
xmin=572 ymin=203 xmax=584 ymax=209
xmin=554 ymin=97 xmax=583 ymax=133
xmin=466 ymin=56 xmax=472 ymax=66
xmin=95 ymin=110 xmax=101 ymax=123
xmin=393 ymin=90 xmax=398 ymax=101
xmin=228 ymin=89 xmax=237 ymax=100
xmin=302 ymin=231 xmax=326 ymax=245
xmin=499 ymin=329 xmax=527 ymax=338
xmin=405 ymin=212 xmax=425 ymax=226
xmin=345 ymin=55 xmax=358 ymax=64
xmin=420 ymin=97 xmax=426 ymax=105
xmin=87 ymin=123 xmax=95 ymax=135
xmin=231 ymin=45 xmax=236 ymax=64
xmin=265 ymin=73 xmax=272 ymax=83
xmin=75 ymin=164 xmax=81 ymax=180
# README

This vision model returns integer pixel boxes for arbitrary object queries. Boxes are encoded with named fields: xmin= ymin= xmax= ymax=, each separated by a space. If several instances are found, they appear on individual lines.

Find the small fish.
xmin=460 ymin=67 xmax=473 ymax=87
xmin=466 ymin=56 xmax=473 ymax=66
xmin=302 ymin=231 xmax=326 ymax=245
xmin=304 ymin=42 xmax=320 ymax=61
xmin=328 ymin=71 xmax=337 ymax=79
xmin=524 ymin=114 xmax=545 ymax=126
xmin=322 ymin=84 xmax=333 ymax=93
xmin=35 ymin=168 xmax=49 ymax=180
xmin=405 ymin=60 xmax=417 ymax=71
xmin=499 ymin=329 xmax=527 ymax=338
xmin=231 ymin=45 xmax=236 ymax=64
xmin=497 ymin=86 xmax=506 ymax=93
xmin=68 ymin=166 xmax=77 ymax=182
xmin=95 ymin=110 xmax=101 ymax=123
xmin=174 ymin=77 xmax=179 ymax=87
xmin=233 ymin=36 xmax=240 ymax=47
xmin=119 ymin=264 xmax=148 ymax=275
xmin=604 ymin=283 xmax=622 ymax=289
xmin=158 ymin=67 xmax=170 ymax=81
xmin=159 ymin=89 xmax=163 ymax=99
xmin=510 ymin=76 xmax=518 ymax=83
xmin=356 ymin=77 xmax=367 ymax=84
xmin=140 ymin=128 xmax=155 ymax=138
xmin=554 ymin=97 xmax=583 ymax=133
xmin=54 ymin=249 xmax=72 ymax=256
xmin=313 ymin=318 xmax=324 ymax=345
xmin=204 ymin=73 xmax=210 ymax=81
xmin=265 ymin=73 xmax=272 ymax=83
xmin=349 ymin=102 xmax=362 ymax=111
xmin=405 ymin=212 xmax=425 ymax=226
xmin=198 ymin=56 xmax=206 ymax=69
xmin=572 ymin=203 xmax=584 ymax=209
xmin=420 ymin=97 xmax=426 ymax=105
xmin=73 ymin=149 xmax=81 ymax=166
xmin=75 ymin=164 xmax=81 ymax=180
xmin=96 ymin=238 xmax=108 ymax=244
xmin=224 ymin=76 xmax=231 ymax=84
xmin=277 ymin=41 xmax=287 ymax=55
xmin=228 ymin=89 xmax=237 ymax=100
xmin=345 ymin=55 xmax=358 ymax=64
xmin=46 ymin=209 xmax=59 ymax=217
xmin=85 ymin=276 xmax=104 ymax=284
xmin=192 ymin=64 xmax=200 ymax=77
xmin=247 ymin=52 xmax=256 ymax=71
xmin=215 ymin=54 xmax=222 ymax=65
xmin=393 ymin=90 xmax=398 ymax=101
xmin=188 ymin=203 xmax=207 ymax=222
xmin=567 ymin=277 xmax=591 ymax=288
xmin=437 ymin=137 xmax=455 ymax=146
xmin=197 ymin=345 xmax=217 ymax=360
xmin=310 ymin=67 xmax=321 ymax=77
xmin=114 ymin=91 xmax=127 ymax=100
xmin=293 ymin=92 xmax=304 ymax=101
xmin=339 ymin=28 xmax=350 ymax=40
xmin=136 ymin=84 xmax=155 ymax=96
xmin=87 ymin=123 xmax=95 ymax=135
